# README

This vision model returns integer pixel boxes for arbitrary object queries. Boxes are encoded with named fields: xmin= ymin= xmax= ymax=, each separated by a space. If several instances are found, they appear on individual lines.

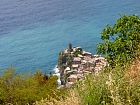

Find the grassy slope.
xmin=35 ymin=58 xmax=140 ymax=105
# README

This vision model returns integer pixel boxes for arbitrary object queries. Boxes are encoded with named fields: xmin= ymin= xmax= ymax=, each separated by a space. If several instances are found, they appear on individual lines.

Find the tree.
xmin=97 ymin=15 xmax=140 ymax=67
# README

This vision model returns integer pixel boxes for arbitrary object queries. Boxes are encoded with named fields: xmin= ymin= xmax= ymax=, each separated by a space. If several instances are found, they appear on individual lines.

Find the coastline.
xmin=56 ymin=44 xmax=107 ymax=87
xmin=53 ymin=65 xmax=61 ymax=85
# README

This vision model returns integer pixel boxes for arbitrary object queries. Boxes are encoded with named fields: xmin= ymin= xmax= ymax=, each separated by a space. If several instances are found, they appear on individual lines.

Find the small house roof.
xmin=78 ymin=54 xmax=84 ymax=58
xmin=83 ymin=51 xmax=92 ymax=55
xmin=67 ymin=71 xmax=73 ymax=74
xmin=73 ymin=57 xmax=81 ymax=62
xmin=94 ymin=55 xmax=100 ymax=57
xmin=65 ymin=67 xmax=70 ymax=71
xmin=82 ymin=60 xmax=87 ymax=63
xmin=98 ymin=57 xmax=105 ymax=60
xmin=68 ymin=74 xmax=78 ymax=79
xmin=72 ymin=64 xmax=79 ymax=68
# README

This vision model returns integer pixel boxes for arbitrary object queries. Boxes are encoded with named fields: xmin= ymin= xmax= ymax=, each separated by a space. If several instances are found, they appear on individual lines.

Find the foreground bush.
xmin=76 ymin=61 xmax=140 ymax=105
xmin=36 ymin=61 xmax=140 ymax=105
xmin=35 ymin=89 xmax=81 ymax=105
xmin=75 ymin=15 xmax=140 ymax=105
xmin=0 ymin=68 xmax=63 ymax=105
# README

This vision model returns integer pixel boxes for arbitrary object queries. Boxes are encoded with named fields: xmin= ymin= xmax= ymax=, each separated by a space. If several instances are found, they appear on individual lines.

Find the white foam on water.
xmin=53 ymin=65 xmax=59 ymax=73
xmin=53 ymin=65 xmax=61 ymax=85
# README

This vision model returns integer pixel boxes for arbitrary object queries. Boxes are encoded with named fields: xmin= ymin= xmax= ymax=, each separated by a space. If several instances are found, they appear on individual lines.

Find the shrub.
xmin=0 ymin=68 xmax=59 ymax=105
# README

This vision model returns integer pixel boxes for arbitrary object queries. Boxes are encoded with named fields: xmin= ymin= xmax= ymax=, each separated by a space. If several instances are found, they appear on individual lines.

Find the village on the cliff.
xmin=55 ymin=44 xmax=108 ymax=87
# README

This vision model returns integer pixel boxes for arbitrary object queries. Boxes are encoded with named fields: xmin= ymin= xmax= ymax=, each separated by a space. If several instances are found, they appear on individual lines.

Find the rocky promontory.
xmin=57 ymin=44 xmax=107 ymax=87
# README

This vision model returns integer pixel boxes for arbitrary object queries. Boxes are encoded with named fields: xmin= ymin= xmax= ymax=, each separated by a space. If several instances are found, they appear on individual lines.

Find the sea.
xmin=0 ymin=0 xmax=140 ymax=74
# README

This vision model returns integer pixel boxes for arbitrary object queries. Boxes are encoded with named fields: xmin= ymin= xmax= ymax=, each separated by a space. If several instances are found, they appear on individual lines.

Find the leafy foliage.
xmin=97 ymin=15 xmax=140 ymax=66
xmin=75 ymin=15 xmax=140 ymax=105
xmin=0 ymin=68 xmax=61 ymax=105
xmin=76 ymin=63 xmax=140 ymax=105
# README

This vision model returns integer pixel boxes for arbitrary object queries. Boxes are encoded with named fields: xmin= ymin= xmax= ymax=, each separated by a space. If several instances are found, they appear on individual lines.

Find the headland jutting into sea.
xmin=55 ymin=44 xmax=107 ymax=87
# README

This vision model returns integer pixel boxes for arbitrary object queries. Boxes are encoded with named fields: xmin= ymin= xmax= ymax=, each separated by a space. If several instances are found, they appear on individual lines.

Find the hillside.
xmin=35 ymin=58 xmax=140 ymax=105
xmin=35 ymin=15 xmax=140 ymax=105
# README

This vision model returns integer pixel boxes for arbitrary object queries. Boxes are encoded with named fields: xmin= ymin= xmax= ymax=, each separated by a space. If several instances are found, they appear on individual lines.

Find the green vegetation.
xmin=73 ymin=50 xmax=82 ymax=57
xmin=76 ymin=63 xmax=140 ymax=105
xmin=0 ymin=68 xmax=66 ymax=105
xmin=76 ymin=15 xmax=140 ymax=105
xmin=97 ymin=15 xmax=140 ymax=66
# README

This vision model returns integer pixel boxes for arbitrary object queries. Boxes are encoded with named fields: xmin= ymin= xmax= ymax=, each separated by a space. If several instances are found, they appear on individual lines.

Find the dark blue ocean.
xmin=0 ymin=0 xmax=140 ymax=73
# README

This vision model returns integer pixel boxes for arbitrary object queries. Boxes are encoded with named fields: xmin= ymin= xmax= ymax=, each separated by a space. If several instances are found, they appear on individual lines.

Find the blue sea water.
xmin=0 ymin=0 xmax=140 ymax=73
